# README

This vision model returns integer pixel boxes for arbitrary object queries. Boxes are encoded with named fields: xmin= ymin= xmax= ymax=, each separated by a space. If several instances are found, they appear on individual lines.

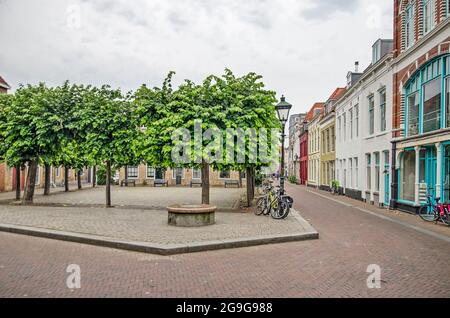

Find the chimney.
xmin=355 ymin=61 xmax=360 ymax=73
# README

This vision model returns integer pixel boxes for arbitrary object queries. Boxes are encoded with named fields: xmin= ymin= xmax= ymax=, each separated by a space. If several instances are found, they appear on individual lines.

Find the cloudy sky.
xmin=0 ymin=0 xmax=392 ymax=115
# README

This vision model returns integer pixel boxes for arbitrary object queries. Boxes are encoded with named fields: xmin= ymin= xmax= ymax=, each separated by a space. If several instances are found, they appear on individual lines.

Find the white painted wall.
xmin=335 ymin=56 xmax=393 ymax=204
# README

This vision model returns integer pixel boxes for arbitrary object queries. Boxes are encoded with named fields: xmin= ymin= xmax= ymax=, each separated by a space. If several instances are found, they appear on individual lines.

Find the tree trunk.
xmin=92 ymin=166 xmax=97 ymax=188
xmin=64 ymin=167 xmax=69 ymax=192
xmin=77 ymin=170 xmax=82 ymax=190
xmin=15 ymin=165 xmax=21 ymax=200
xmin=106 ymin=161 xmax=112 ymax=207
xmin=246 ymin=166 xmax=255 ymax=207
xmin=239 ymin=171 xmax=243 ymax=188
xmin=44 ymin=164 xmax=51 ymax=196
xmin=23 ymin=160 xmax=38 ymax=204
xmin=201 ymin=160 xmax=210 ymax=205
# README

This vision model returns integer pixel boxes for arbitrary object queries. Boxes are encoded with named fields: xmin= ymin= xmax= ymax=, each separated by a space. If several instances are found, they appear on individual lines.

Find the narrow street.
xmin=0 ymin=185 xmax=449 ymax=298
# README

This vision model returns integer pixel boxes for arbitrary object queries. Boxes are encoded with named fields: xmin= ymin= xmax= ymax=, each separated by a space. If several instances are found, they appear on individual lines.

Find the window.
xmin=343 ymin=113 xmax=346 ymax=141
xmin=220 ymin=171 xmax=230 ymax=179
xmin=446 ymin=78 xmax=450 ymax=128
xmin=322 ymin=131 xmax=326 ymax=154
xmin=407 ymin=92 xmax=420 ymax=136
xmin=338 ymin=117 xmax=342 ymax=142
xmin=349 ymin=158 xmax=353 ymax=188
xmin=423 ymin=78 xmax=441 ymax=133
xmin=326 ymin=130 xmax=330 ymax=153
xmin=355 ymin=105 xmax=359 ymax=137
xmin=405 ymin=4 xmax=415 ymax=49
xmin=172 ymin=168 xmax=184 ymax=179
xmin=366 ymin=154 xmax=372 ymax=191
xmin=400 ymin=151 xmax=416 ymax=202
xmin=423 ymin=0 xmax=436 ymax=35
xmin=354 ymin=157 xmax=359 ymax=189
xmin=35 ymin=166 xmax=40 ymax=185
xmin=192 ymin=169 xmax=201 ymax=179
xmin=56 ymin=167 xmax=60 ymax=177
xmin=444 ymin=145 xmax=450 ymax=203
xmin=147 ymin=166 xmax=155 ymax=179
xmin=368 ymin=96 xmax=375 ymax=135
xmin=375 ymin=152 xmax=380 ymax=192
xmin=331 ymin=129 xmax=335 ymax=151
xmin=349 ymin=109 xmax=353 ymax=139
xmin=380 ymin=89 xmax=386 ymax=132
xmin=127 ymin=166 xmax=138 ymax=179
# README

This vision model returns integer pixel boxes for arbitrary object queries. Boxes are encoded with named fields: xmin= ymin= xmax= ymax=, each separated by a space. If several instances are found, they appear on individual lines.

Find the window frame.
xmin=405 ymin=3 xmax=415 ymax=50
xmin=368 ymin=95 xmax=375 ymax=135
xmin=404 ymin=54 xmax=449 ymax=136
xmin=146 ymin=165 xmax=155 ymax=179
xmin=379 ymin=89 xmax=387 ymax=132
xmin=423 ymin=0 xmax=436 ymax=35
xmin=127 ymin=166 xmax=139 ymax=179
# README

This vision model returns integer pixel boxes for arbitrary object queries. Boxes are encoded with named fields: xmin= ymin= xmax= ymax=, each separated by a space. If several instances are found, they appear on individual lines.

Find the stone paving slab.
xmin=0 ymin=204 xmax=318 ymax=255
xmin=27 ymin=186 xmax=244 ymax=210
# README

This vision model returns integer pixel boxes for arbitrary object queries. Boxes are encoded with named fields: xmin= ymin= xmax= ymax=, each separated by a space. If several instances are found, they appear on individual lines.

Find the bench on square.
xmin=154 ymin=179 xmax=169 ymax=187
xmin=224 ymin=180 xmax=240 ymax=188
xmin=120 ymin=179 xmax=136 ymax=187
xmin=190 ymin=180 xmax=203 ymax=187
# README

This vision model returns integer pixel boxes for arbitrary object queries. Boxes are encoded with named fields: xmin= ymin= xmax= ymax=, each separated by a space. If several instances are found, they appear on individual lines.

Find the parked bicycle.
xmin=418 ymin=195 xmax=450 ymax=226
xmin=255 ymin=181 xmax=293 ymax=220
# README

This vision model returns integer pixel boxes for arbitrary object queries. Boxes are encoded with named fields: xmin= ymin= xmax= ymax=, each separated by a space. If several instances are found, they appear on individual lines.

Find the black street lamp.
xmin=276 ymin=95 xmax=292 ymax=194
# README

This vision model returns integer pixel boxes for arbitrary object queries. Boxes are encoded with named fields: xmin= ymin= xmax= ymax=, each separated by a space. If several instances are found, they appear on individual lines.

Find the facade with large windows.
xmin=391 ymin=0 xmax=450 ymax=212
xmin=336 ymin=39 xmax=394 ymax=206
xmin=307 ymin=104 xmax=325 ymax=188
xmin=319 ymin=88 xmax=346 ymax=191
xmin=118 ymin=165 xmax=243 ymax=187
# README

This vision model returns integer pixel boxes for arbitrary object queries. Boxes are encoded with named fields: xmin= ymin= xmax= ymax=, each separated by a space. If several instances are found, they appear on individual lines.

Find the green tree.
xmin=79 ymin=86 xmax=139 ymax=207
xmin=2 ymin=84 xmax=62 ymax=203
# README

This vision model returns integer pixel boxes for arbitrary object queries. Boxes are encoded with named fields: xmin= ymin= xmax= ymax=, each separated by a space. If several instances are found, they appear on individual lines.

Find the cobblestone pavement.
xmin=0 ymin=205 xmax=309 ymax=244
xmin=29 ymin=186 xmax=243 ymax=210
xmin=0 ymin=184 xmax=449 ymax=297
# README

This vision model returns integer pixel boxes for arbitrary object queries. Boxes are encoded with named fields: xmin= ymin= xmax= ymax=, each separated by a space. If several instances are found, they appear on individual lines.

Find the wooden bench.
xmin=224 ymin=180 xmax=240 ymax=188
xmin=190 ymin=180 xmax=203 ymax=187
xmin=120 ymin=179 xmax=136 ymax=187
xmin=154 ymin=179 xmax=168 ymax=187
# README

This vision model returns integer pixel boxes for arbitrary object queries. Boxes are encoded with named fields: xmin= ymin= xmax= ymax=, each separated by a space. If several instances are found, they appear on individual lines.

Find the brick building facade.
xmin=391 ymin=0 xmax=450 ymax=212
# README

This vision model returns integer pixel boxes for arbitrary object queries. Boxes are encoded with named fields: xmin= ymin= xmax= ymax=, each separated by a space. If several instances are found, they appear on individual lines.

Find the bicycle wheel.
xmin=439 ymin=212 xmax=450 ymax=226
xmin=255 ymin=197 xmax=267 ymax=216
xmin=271 ymin=199 xmax=288 ymax=220
xmin=418 ymin=205 xmax=438 ymax=222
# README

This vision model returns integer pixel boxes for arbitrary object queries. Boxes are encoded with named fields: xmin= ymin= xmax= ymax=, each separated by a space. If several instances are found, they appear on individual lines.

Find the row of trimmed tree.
xmin=0 ymin=70 xmax=280 ymax=207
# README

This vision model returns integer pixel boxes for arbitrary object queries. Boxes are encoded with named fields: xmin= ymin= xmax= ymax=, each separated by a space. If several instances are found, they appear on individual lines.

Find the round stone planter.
xmin=167 ymin=204 xmax=216 ymax=227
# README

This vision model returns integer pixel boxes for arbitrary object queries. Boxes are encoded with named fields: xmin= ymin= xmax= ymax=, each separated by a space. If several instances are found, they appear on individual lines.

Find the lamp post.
xmin=276 ymin=95 xmax=292 ymax=194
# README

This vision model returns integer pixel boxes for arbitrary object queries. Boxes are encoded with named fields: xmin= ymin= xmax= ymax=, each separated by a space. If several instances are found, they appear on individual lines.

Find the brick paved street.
xmin=0 ymin=184 xmax=449 ymax=298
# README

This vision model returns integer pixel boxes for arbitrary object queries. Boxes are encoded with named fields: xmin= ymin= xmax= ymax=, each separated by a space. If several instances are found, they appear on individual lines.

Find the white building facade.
xmin=336 ymin=40 xmax=394 ymax=206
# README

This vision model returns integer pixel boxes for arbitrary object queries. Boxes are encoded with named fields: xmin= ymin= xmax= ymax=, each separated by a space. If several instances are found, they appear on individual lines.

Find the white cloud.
xmin=0 ymin=0 xmax=392 ymax=114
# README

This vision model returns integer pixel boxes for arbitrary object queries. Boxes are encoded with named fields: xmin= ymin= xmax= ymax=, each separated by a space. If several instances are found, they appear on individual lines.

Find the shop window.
xmin=400 ymin=151 xmax=416 ymax=202
xmin=423 ymin=78 xmax=442 ymax=133
xmin=407 ymin=92 xmax=420 ymax=136
xmin=446 ymin=78 xmax=450 ymax=128
xmin=444 ymin=145 xmax=450 ymax=203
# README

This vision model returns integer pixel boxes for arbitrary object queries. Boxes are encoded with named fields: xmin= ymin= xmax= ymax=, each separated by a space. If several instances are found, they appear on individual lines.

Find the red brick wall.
xmin=0 ymin=163 xmax=5 ymax=192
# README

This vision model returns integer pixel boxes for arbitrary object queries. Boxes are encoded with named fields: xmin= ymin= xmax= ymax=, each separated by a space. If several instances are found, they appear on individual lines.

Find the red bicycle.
xmin=418 ymin=195 xmax=450 ymax=226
